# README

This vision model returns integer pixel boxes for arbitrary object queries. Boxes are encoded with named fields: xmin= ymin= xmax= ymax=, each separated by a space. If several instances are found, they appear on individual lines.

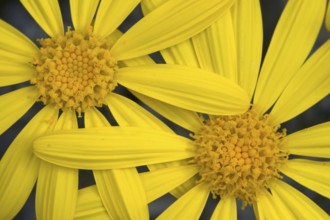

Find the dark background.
xmin=0 ymin=0 xmax=329 ymax=219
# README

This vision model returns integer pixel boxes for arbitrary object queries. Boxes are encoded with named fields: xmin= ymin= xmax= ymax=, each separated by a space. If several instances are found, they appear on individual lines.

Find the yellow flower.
xmin=32 ymin=0 xmax=330 ymax=219
xmin=326 ymin=2 xmax=330 ymax=31
xmin=0 ymin=0 xmax=245 ymax=219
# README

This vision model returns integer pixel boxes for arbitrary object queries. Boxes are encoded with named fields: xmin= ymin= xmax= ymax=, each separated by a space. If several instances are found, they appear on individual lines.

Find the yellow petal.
xmin=284 ymin=122 xmax=330 ymax=158
xmin=116 ymin=64 xmax=250 ymax=115
xmin=84 ymin=107 xmax=111 ymax=127
xmin=0 ymin=105 xmax=58 ymax=220
xmin=140 ymin=165 xmax=199 ymax=202
xmin=157 ymin=183 xmax=209 ymax=220
xmin=36 ymin=110 xmax=78 ymax=220
xmin=70 ymin=0 xmax=99 ymax=31
xmin=326 ymin=2 xmax=330 ymax=31
xmin=20 ymin=0 xmax=64 ymax=36
xmin=75 ymin=186 xmax=110 ymax=220
xmin=111 ymin=0 xmax=235 ymax=60
xmin=141 ymin=0 xmax=200 ymax=68
xmin=105 ymin=93 xmax=171 ymax=131
xmin=231 ymin=0 xmax=263 ymax=99
xmin=255 ymin=189 xmax=294 ymax=220
xmin=94 ymin=0 xmax=140 ymax=38
xmin=192 ymin=13 xmax=237 ymax=82
xmin=211 ymin=196 xmax=237 ymax=220
xmin=254 ymin=0 xmax=326 ymax=113
xmin=0 ymin=87 xmax=38 ymax=134
xmin=36 ymin=161 xmax=78 ymax=220
xmin=93 ymin=169 xmax=149 ymax=219
xmin=132 ymin=91 xmax=202 ymax=132
xmin=0 ymin=60 xmax=35 ymax=86
xmin=270 ymin=39 xmax=330 ymax=124
xmin=33 ymin=127 xmax=195 ymax=169
xmin=271 ymin=180 xmax=329 ymax=219
xmin=0 ymin=20 xmax=38 ymax=62
xmin=280 ymin=159 xmax=330 ymax=199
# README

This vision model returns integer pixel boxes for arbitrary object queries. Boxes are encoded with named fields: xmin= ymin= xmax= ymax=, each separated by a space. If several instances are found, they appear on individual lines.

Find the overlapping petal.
xmin=20 ymin=0 xmax=64 ymax=36
xmin=0 ymin=60 xmax=35 ymax=86
xmin=94 ymin=0 xmax=140 ymax=38
xmin=0 ymin=105 xmax=58 ymax=220
xmin=116 ymin=64 xmax=249 ymax=115
xmin=270 ymin=39 xmax=330 ymax=124
xmin=211 ymin=196 xmax=237 ymax=220
xmin=33 ymin=127 xmax=195 ymax=169
xmin=111 ymin=0 xmax=235 ymax=60
xmin=254 ymin=0 xmax=326 ymax=113
xmin=70 ymin=0 xmax=99 ymax=32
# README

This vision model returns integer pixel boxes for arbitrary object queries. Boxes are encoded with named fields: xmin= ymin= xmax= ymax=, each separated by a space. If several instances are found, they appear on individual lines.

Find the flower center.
xmin=31 ymin=26 xmax=117 ymax=115
xmin=193 ymin=110 xmax=288 ymax=207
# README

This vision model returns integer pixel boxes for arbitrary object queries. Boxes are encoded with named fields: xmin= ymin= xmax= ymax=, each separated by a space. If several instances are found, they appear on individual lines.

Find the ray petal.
xmin=211 ymin=196 xmax=237 ymax=220
xmin=0 ymin=105 xmax=58 ymax=220
xmin=231 ymin=0 xmax=263 ymax=99
xmin=94 ymin=0 xmax=140 ymax=38
xmin=70 ymin=0 xmax=99 ymax=32
xmin=270 ymin=39 xmax=330 ymax=124
xmin=284 ymin=122 xmax=330 ymax=158
xmin=0 ymin=20 xmax=38 ymax=62
xmin=116 ymin=64 xmax=249 ymax=115
xmin=0 ymin=86 xmax=38 ymax=134
xmin=271 ymin=180 xmax=329 ymax=219
xmin=93 ymin=169 xmax=149 ymax=219
xmin=253 ymin=0 xmax=326 ymax=113
xmin=33 ymin=127 xmax=196 ymax=169
xmin=111 ymin=0 xmax=234 ymax=60
xmin=280 ymin=159 xmax=330 ymax=199
xmin=20 ymin=0 xmax=64 ymax=36
xmin=0 ymin=60 xmax=35 ymax=87
xmin=157 ymin=183 xmax=209 ymax=220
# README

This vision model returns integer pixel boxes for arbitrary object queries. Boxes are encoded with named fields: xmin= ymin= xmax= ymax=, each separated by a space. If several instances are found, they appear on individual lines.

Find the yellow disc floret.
xmin=193 ymin=110 xmax=288 ymax=207
xmin=31 ymin=26 xmax=117 ymax=115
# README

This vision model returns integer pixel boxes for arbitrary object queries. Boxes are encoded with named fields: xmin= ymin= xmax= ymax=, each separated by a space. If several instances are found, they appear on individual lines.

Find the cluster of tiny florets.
xmin=193 ymin=110 xmax=288 ymax=207
xmin=31 ymin=26 xmax=117 ymax=115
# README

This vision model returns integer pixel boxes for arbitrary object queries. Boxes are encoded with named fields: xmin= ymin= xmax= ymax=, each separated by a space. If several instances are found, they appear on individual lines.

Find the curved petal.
xmin=211 ymin=196 xmax=237 ymax=220
xmin=20 ymin=0 xmax=64 ymax=37
xmin=284 ymin=122 xmax=330 ymax=158
xmin=106 ymin=93 xmax=171 ymax=131
xmin=157 ymin=182 xmax=209 ymax=220
xmin=255 ymin=189 xmax=295 ymax=220
xmin=0 ymin=86 xmax=38 ymax=134
xmin=36 ymin=161 xmax=78 ymax=220
xmin=0 ymin=105 xmax=58 ymax=220
xmin=280 ymin=159 xmax=330 ymax=199
xmin=94 ymin=0 xmax=140 ymax=38
xmin=70 ymin=0 xmax=99 ymax=32
xmin=84 ymin=107 xmax=111 ymax=127
xmin=116 ymin=64 xmax=250 ymax=115
xmin=111 ymin=0 xmax=235 ymax=60
xmin=140 ymin=165 xmax=199 ymax=202
xmin=0 ymin=20 xmax=38 ymax=62
xmin=231 ymin=0 xmax=263 ymax=99
xmin=0 ymin=60 xmax=35 ymax=87
xmin=36 ymin=110 xmax=78 ymax=220
xmin=270 ymin=39 xmax=330 ymax=124
xmin=93 ymin=169 xmax=149 ymax=220
xmin=132 ymin=91 xmax=202 ymax=132
xmin=33 ymin=127 xmax=196 ymax=169
xmin=254 ymin=0 xmax=326 ymax=113
xmin=192 ymin=13 xmax=237 ymax=82
xmin=75 ymin=186 xmax=110 ymax=220
xmin=271 ymin=180 xmax=329 ymax=219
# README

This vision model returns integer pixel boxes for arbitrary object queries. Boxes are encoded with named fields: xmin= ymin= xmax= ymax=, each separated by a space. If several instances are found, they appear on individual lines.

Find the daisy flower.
xmin=33 ymin=0 xmax=330 ymax=219
xmin=0 ymin=0 xmax=247 ymax=219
